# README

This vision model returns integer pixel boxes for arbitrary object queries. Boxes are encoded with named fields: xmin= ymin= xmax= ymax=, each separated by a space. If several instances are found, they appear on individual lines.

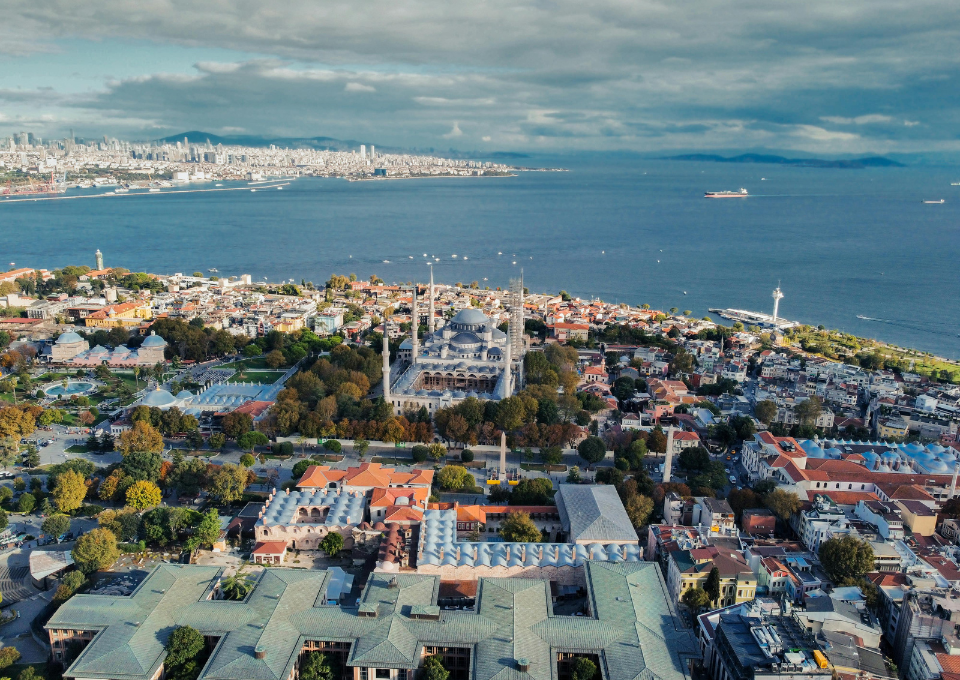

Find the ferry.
xmin=923 ymin=199 xmax=945 ymax=204
xmin=952 ymin=182 xmax=960 ymax=186
xmin=705 ymin=188 xmax=748 ymax=198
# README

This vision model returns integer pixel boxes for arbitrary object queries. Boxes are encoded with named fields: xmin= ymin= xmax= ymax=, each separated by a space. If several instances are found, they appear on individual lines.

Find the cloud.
xmin=442 ymin=122 xmax=463 ymax=138
xmin=820 ymin=114 xmax=893 ymax=125
xmin=5 ymin=0 xmax=960 ymax=151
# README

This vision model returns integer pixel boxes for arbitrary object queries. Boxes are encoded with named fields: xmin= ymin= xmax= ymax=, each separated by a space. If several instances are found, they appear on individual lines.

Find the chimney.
xmin=255 ymin=647 xmax=266 ymax=660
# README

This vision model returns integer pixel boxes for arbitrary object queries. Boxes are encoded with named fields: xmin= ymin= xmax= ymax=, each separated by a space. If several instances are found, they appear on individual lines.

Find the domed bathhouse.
xmin=387 ymin=304 xmax=524 ymax=415
xmin=49 ymin=331 xmax=89 ymax=363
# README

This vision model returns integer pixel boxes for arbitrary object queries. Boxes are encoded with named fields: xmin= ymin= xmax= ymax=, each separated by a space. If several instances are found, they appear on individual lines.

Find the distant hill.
xmin=155 ymin=131 xmax=389 ymax=152
xmin=660 ymin=153 xmax=905 ymax=169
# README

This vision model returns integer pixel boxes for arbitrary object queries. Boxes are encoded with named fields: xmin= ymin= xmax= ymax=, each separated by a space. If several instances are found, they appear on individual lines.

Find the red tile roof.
xmin=252 ymin=540 xmax=288 ymax=555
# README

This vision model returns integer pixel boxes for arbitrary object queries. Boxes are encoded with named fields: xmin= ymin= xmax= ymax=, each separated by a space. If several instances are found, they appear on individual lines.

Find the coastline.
xmin=347 ymin=173 xmax=519 ymax=182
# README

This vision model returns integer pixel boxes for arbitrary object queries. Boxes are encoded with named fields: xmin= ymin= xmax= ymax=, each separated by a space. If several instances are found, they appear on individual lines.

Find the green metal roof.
xmin=49 ymin=562 xmax=697 ymax=680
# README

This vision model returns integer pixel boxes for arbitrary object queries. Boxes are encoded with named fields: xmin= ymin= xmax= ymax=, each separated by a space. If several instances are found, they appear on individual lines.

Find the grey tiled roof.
xmin=556 ymin=485 xmax=639 ymax=544
xmin=50 ymin=562 xmax=696 ymax=680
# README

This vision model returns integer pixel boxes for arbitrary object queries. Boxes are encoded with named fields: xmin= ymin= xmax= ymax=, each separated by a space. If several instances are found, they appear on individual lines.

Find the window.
xmin=376 ymin=669 xmax=391 ymax=679
xmin=360 ymin=669 xmax=368 ymax=680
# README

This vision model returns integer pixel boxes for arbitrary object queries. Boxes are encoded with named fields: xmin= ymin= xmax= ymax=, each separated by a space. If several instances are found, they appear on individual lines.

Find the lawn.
xmin=66 ymin=445 xmax=90 ymax=453
xmin=225 ymin=358 xmax=272 ymax=371
xmin=371 ymin=456 xmax=416 ymax=466
xmin=227 ymin=371 xmax=286 ymax=384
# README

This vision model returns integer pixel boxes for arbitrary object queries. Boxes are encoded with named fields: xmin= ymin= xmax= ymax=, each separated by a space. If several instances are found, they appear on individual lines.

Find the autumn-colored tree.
xmin=53 ymin=469 xmax=88 ymax=513
xmin=73 ymin=528 xmax=120 ymax=574
xmin=126 ymin=480 xmax=162 ymax=510
xmin=99 ymin=469 xmax=126 ymax=502
xmin=118 ymin=420 xmax=164 ymax=456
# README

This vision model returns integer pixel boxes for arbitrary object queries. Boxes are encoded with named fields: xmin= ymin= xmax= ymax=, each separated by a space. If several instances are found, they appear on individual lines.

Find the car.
xmin=725 ymin=455 xmax=732 ymax=460
xmin=729 ymin=475 xmax=737 ymax=484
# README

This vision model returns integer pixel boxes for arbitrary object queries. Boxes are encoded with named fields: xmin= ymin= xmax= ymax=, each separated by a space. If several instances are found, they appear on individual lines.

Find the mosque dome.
xmin=142 ymin=389 xmax=177 ymax=408
xmin=450 ymin=308 xmax=489 ymax=328
xmin=141 ymin=331 xmax=167 ymax=348
xmin=56 ymin=332 xmax=84 ymax=345
xmin=450 ymin=332 xmax=482 ymax=348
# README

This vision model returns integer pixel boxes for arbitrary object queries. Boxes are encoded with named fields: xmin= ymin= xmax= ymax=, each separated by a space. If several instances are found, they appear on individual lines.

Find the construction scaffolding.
xmin=509 ymin=275 xmax=525 ymax=389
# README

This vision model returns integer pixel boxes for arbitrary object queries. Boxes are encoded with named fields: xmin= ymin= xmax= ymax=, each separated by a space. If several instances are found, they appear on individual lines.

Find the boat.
xmin=705 ymin=188 xmax=748 ymax=198
xmin=208 ymin=268 xmax=218 ymax=273
xmin=923 ymin=199 xmax=945 ymax=204
xmin=215 ymin=183 xmax=223 ymax=187
xmin=952 ymin=182 xmax=960 ymax=186
xmin=251 ymin=189 xmax=256 ymax=192
xmin=148 ymin=188 xmax=160 ymax=192
xmin=115 ymin=187 xmax=129 ymax=194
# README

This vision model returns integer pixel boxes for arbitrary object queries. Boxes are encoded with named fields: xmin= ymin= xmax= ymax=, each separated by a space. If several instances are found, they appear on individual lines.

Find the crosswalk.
xmin=0 ymin=566 xmax=38 ymax=605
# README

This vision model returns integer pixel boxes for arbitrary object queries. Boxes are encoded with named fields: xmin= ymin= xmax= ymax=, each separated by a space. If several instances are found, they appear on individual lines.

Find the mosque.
xmin=385 ymin=276 xmax=524 ymax=415
xmin=48 ymin=330 xmax=168 ymax=366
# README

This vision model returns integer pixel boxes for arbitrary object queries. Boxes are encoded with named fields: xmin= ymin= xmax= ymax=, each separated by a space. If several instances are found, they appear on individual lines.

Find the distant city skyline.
xmin=1 ymin=2 xmax=960 ymax=154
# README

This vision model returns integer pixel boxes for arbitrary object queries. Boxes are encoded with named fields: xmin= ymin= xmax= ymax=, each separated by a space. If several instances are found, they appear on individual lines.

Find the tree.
xmin=427 ymin=442 xmax=447 ymax=460
xmin=265 ymin=350 xmax=286 ymax=369
xmin=678 ymin=447 xmax=710 ymax=472
xmin=704 ymin=567 xmax=721 ymax=603
xmin=422 ymin=656 xmax=449 ymax=680
xmin=209 ymin=432 xmax=226 ymax=450
xmin=681 ymin=587 xmax=711 ymax=610
xmin=165 ymin=625 xmax=204 ymax=673
xmin=795 ymin=396 xmax=823 ymax=425
xmin=221 ymin=412 xmax=253 ymax=440
xmin=354 ymin=438 xmax=369 ymax=458
xmin=121 ymin=450 xmax=163 ymax=483
xmin=566 ymin=466 xmax=581 ymax=483
xmin=300 ymin=652 xmax=341 ymax=680
xmin=500 ymin=511 xmax=543 ymax=542
xmin=18 ymin=492 xmax=35 ymax=514
xmin=73 ymin=528 xmax=120 ymax=573
xmin=237 ymin=431 xmax=268 ymax=452
xmin=118 ymin=420 xmax=164 ymax=455
xmin=126 ymin=480 xmax=162 ymax=510
xmin=189 ymin=509 xmax=221 ymax=551
xmin=577 ymin=436 xmax=606 ymax=465
xmin=239 ymin=453 xmax=255 ymax=467
xmin=208 ymin=464 xmax=249 ymax=504
xmin=624 ymin=494 xmax=653 ymax=529
xmin=819 ymin=535 xmax=875 ymax=583
xmin=764 ymin=488 xmax=801 ymax=522
xmin=571 ymin=657 xmax=598 ymax=680
xmin=42 ymin=514 xmax=71 ymax=541
xmin=221 ymin=568 xmax=254 ymax=601
xmin=412 ymin=445 xmax=429 ymax=463
xmin=436 ymin=465 xmax=473 ymax=491
xmin=320 ymin=532 xmax=343 ymax=557
xmin=0 ymin=646 xmax=21 ymax=669
xmin=727 ymin=488 xmax=762 ymax=520
xmin=754 ymin=400 xmax=778 ymax=425
xmin=52 ymin=469 xmax=88 ymax=513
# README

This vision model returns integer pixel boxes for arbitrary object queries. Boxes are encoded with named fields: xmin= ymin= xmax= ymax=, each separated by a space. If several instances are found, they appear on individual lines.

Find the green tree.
xmin=354 ymin=437 xmax=369 ymax=458
xmin=499 ymin=511 xmax=543 ymax=542
xmin=237 ymin=431 xmax=268 ymax=452
xmin=624 ymin=494 xmax=653 ymax=529
xmin=427 ymin=442 xmax=447 ymax=460
xmin=577 ymin=436 xmax=606 ymax=465
xmin=239 ymin=453 xmax=255 ymax=467
xmin=795 ymin=396 xmax=823 ymax=425
xmin=165 ymin=625 xmax=204 ymax=678
xmin=422 ymin=656 xmax=449 ymax=680
xmin=208 ymin=464 xmax=248 ymax=504
xmin=704 ymin=567 xmax=721 ymax=603
xmin=681 ymin=587 xmax=711 ymax=610
xmin=764 ymin=488 xmax=801 ymax=522
xmin=300 ymin=652 xmax=341 ymax=680
xmin=42 ymin=514 xmax=71 ymax=541
xmin=18 ymin=492 xmax=35 ymax=514
xmin=571 ymin=657 xmax=598 ymax=680
xmin=189 ymin=509 xmax=221 ymax=551
xmin=412 ymin=445 xmax=429 ymax=463
xmin=436 ymin=465 xmax=473 ymax=491
xmin=221 ymin=568 xmax=254 ymax=601
xmin=73 ymin=528 xmax=120 ymax=573
xmin=754 ymin=400 xmax=778 ymax=425
xmin=209 ymin=432 xmax=226 ymax=450
xmin=320 ymin=532 xmax=344 ymax=557
xmin=121 ymin=450 xmax=163 ymax=483
xmin=819 ymin=535 xmax=875 ymax=583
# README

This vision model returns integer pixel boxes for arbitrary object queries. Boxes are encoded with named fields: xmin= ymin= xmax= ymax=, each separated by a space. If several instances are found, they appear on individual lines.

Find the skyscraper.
xmin=360 ymin=144 xmax=366 ymax=159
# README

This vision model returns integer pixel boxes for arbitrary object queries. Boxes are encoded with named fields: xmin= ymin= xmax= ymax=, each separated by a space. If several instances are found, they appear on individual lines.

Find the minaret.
xmin=503 ymin=321 xmax=512 ymax=395
xmin=663 ymin=426 xmax=675 ymax=483
xmin=95 ymin=249 xmax=103 ymax=270
xmin=382 ymin=318 xmax=391 ymax=404
xmin=428 ymin=266 xmax=436 ymax=334
xmin=499 ymin=431 xmax=508 ymax=481
xmin=411 ymin=285 xmax=419 ymax=364
xmin=951 ymin=463 xmax=959 ymax=500
xmin=772 ymin=286 xmax=784 ymax=324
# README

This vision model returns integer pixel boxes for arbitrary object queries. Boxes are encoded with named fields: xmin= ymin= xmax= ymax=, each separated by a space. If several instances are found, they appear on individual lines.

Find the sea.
xmin=1 ymin=155 xmax=958 ymax=359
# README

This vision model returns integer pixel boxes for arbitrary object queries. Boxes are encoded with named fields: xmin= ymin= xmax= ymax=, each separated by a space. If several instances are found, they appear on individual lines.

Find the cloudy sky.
xmin=2 ymin=0 xmax=960 ymax=153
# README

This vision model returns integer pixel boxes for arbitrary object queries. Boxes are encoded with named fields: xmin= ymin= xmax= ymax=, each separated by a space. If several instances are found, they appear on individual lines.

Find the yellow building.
xmin=668 ymin=546 xmax=757 ymax=608
xmin=896 ymin=500 xmax=937 ymax=537
xmin=878 ymin=417 xmax=909 ymax=439
xmin=84 ymin=301 xmax=153 ymax=329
